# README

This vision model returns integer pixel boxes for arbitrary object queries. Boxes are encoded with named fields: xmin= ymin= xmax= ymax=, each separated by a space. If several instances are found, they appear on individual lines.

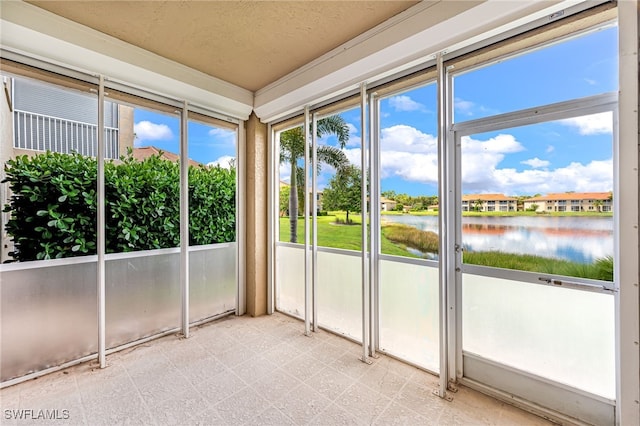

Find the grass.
xmin=279 ymin=213 xmax=613 ymax=281
xmin=463 ymin=252 xmax=613 ymax=281
xmin=382 ymin=223 xmax=439 ymax=254
xmin=279 ymin=215 xmax=413 ymax=257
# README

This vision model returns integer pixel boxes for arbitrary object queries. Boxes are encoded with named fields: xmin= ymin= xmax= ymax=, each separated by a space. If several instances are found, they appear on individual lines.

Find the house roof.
xmin=380 ymin=197 xmax=397 ymax=204
xmin=526 ymin=192 xmax=612 ymax=202
xmin=133 ymin=146 xmax=201 ymax=167
xmin=461 ymin=194 xmax=517 ymax=202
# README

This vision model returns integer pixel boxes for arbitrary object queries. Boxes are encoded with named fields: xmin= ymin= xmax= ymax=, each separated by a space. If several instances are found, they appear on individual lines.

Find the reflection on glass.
xmin=104 ymin=105 xmax=180 ymax=252
xmin=2 ymin=75 xmax=98 ymax=262
xmin=187 ymin=120 xmax=237 ymax=246
xmin=460 ymin=113 xmax=614 ymax=280
xmin=453 ymin=26 xmax=618 ymax=123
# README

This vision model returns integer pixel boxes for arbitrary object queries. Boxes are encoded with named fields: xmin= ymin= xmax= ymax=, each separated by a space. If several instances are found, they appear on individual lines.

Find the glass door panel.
xmin=275 ymin=122 xmax=306 ymax=318
xmin=314 ymin=107 xmax=363 ymax=340
xmin=456 ymin=108 xmax=616 ymax=424
xmin=375 ymin=84 xmax=440 ymax=371
xmin=187 ymin=118 xmax=237 ymax=322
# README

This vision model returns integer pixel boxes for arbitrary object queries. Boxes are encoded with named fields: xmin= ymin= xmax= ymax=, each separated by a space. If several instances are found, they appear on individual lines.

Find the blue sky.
xmin=133 ymin=110 xmax=237 ymax=168
xmin=305 ymin=25 xmax=618 ymax=197
xmin=132 ymin=25 xmax=617 ymax=197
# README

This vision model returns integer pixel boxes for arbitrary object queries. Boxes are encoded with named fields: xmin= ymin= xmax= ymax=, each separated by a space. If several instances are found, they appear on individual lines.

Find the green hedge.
xmin=3 ymin=151 xmax=235 ymax=262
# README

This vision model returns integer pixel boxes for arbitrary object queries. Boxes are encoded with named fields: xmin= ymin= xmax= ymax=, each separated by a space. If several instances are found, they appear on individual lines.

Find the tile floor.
xmin=1 ymin=313 xmax=553 ymax=425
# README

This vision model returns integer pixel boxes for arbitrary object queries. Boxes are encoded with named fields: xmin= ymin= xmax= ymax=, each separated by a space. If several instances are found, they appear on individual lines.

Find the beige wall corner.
xmin=244 ymin=112 xmax=268 ymax=317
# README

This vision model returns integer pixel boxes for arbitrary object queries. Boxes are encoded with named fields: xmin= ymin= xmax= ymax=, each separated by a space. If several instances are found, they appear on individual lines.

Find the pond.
xmin=382 ymin=215 xmax=613 ymax=264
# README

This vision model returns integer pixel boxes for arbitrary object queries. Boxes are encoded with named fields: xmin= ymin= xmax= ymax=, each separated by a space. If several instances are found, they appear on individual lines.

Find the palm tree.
xmin=280 ymin=115 xmax=350 ymax=243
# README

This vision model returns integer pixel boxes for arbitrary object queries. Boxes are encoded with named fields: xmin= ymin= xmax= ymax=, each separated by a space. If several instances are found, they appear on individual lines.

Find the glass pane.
xmin=0 ymin=261 xmax=97 ymax=382
xmin=315 ymin=108 xmax=361 ymax=250
xmin=317 ymin=250 xmax=362 ymax=340
xmin=2 ymin=74 xmax=98 ymax=262
xmin=187 ymin=120 xmax=236 ymax=246
xmin=106 ymin=251 xmax=180 ymax=348
xmin=462 ymin=273 xmax=615 ymax=398
xmin=275 ymin=245 xmax=305 ymax=318
xmin=453 ymin=26 xmax=618 ymax=123
xmin=377 ymin=83 xmax=439 ymax=260
xmin=186 ymin=119 xmax=237 ymax=321
xmin=189 ymin=244 xmax=236 ymax=323
xmin=104 ymin=100 xmax=181 ymax=347
xmin=277 ymin=123 xmax=305 ymax=244
xmin=379 ymin=260 xmax=439 ymax=371
xmin=460 ymin=112 xmax=614 ymax=280
xmin=105 ymin=103 xmax=181 ymax=252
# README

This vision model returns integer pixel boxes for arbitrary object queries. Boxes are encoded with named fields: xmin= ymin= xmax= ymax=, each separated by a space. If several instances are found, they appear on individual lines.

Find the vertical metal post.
xmin=616 ymin=3 xmax=640 ymax=423
xmin=436 ymin=53 xmax=450 ymax=398
xmin=304 ymin=106 xmax=312 ymax=336
xmin=448 ymin=68 xmax=462 ymax=385
xmin=266 ymin=123 xmax=275 ymax=315
xmin=312 ymin=114 xmax=319 ymax=332
xmin=368 ymin=91 xmax=378 ymax=357
xmin=180 ymin=101 xmax=190 ymax=337
xmin=237 ymin=121 xmax=246 ymax=316
xmin=97 ymin=75 xmax=106 ymax=368
xmin=360 ymin=83 xmax=371 ymax=364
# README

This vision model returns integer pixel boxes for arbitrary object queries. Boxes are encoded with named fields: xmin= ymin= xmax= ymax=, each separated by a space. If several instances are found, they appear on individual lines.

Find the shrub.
xmin=3 ymin=152 xmax=98 ymax=260
xmin=3 ymin=151 xmax=235 ymax=262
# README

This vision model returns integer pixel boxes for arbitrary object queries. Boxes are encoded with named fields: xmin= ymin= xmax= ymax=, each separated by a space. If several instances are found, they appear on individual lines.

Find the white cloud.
xmin=584 ymin=78 xmax=597 ymax=85
xmin=208 ymin=127 xmax=236 ymax=144
xmin=207 ymin=155 xmax=235 ymax=169
xmin=454 ymin=98 xmax=475 ymax=116
xmin=381 ymin=125 xmax=437 ymax=154
xmin=481 ymin=159 xmax=613 ymax=194
xmin=459 ymin=133 xmax=612 ymax=194
xmin=134 ymin=121 xmax=173 ymax=145
xmin=560 ymin=112 xmax=612 ymax=135
xmin=388 ymin=95 xmax=426 ymax=112
xmin=521 ymin=157 xmax=550 ymax=168
xmin=376 ymin=126 xmax=610 ymax=194
xmin=546 ymin=145 xmax=555 ymax=153
xmin=287 ymin=123 xmax=614 ymax=197
xmin=345 ymin=122 xmax=361 ymax=147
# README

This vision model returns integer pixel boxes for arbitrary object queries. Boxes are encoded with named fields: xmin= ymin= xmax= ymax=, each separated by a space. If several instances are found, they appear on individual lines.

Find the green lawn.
xmin=279 ymin=214 xmax=415 ymax=257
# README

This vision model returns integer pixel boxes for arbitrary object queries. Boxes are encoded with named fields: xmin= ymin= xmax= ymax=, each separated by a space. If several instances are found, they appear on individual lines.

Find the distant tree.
xmin=322 ymin=165 xmax=362 ymax=224
xmin=526 ymin=203 xmax=539 ymax=212
xmin=381 ymin=190 xmax=397 ymax=200
xmin=474 ymin=199 xmax=483 ymax=212
xmin=594 ymin=200 xmax=603 ymax=212
xmin=279 ymin=185 xmax=290 ymax=216
xmin=279 ymin=115 xmax=349 ymax=242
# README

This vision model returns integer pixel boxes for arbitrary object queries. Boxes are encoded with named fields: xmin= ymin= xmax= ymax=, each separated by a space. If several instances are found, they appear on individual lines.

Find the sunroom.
xmin=0 ymin=1 xmax=638 ymax=425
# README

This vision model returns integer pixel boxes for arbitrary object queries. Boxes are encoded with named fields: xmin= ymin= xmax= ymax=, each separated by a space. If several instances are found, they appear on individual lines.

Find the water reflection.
xmin=383 ymin=215 xmax=613 ymax=263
